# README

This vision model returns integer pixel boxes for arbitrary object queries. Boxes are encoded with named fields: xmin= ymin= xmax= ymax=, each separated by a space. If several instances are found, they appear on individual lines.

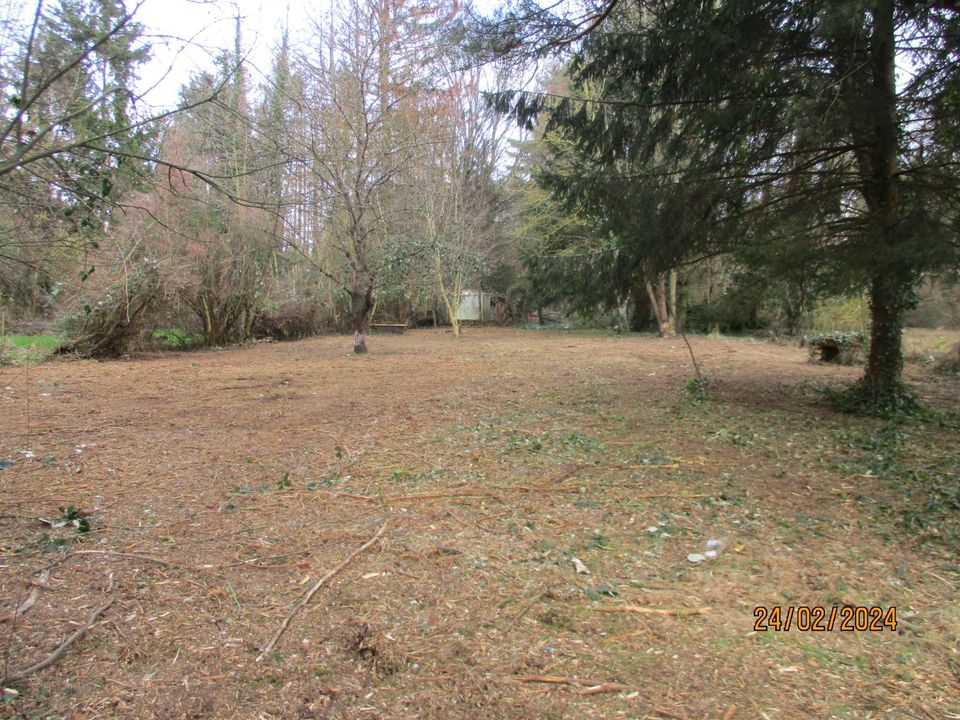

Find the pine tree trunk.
xmin=864 ymin=274 xmax=906 ymax=403
xmin=857 ymin=0 xmax=910 ymax=408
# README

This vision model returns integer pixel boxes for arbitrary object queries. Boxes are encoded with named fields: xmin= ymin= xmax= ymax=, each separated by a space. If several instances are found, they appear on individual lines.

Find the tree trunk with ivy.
xmin=854 ymin=0 xmax=914 ymax=411
xmin=863 ymin=274 xmax=909 ymax=401
xmin=349 ymin=284 xmax=373 ymax=354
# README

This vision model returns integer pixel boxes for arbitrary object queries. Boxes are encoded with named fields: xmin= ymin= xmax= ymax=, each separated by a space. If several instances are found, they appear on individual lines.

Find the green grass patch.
xmin=1 ymin=334 xmax=63 ymax=364
xmin=4 ymin=334 xmax=63 ymax=349
xmin=151 ymin=328 xmax=205 ymax=349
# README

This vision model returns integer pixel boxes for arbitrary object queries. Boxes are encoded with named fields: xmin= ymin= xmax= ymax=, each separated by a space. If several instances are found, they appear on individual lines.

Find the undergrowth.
xmin=849 ymin=420 xmax=960 ymax=552
xmin=824 ymin=379 xmax=923 ymax=419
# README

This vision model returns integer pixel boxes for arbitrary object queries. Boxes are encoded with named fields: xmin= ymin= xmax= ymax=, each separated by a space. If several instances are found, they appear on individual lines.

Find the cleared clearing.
xmin=0 ymin=328 xmax=957 ymax=720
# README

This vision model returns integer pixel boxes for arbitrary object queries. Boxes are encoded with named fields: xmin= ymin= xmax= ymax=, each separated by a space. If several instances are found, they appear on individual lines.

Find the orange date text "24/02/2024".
xmin=753 ymin=605 xmax=897 ymax=632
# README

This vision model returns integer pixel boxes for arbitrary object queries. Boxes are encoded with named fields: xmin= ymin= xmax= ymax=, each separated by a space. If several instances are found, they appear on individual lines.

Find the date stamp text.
xmin=753 ymin=605 xmax=897 ymax=632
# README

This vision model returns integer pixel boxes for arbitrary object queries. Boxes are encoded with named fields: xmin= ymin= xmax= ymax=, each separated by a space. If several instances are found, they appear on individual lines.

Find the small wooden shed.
xmin=456 ymin=290 xmax=503 ymax=322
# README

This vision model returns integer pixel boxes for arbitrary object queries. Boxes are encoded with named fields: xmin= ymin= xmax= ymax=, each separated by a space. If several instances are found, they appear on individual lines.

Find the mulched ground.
xmin=0 ymin=328 xmax=957 ymax=720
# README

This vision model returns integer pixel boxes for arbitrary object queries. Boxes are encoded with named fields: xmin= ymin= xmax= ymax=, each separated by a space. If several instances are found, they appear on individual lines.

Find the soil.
xmin=0 ymin=328 xmax=957 ymax=720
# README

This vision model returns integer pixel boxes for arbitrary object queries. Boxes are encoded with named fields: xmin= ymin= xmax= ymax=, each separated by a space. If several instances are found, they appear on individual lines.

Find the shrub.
xmin=58 ymin=265 xmax=161 ymax=358
xmin=253 ymin=298 xmax=334 ymax=341
xmin=150 ymin=328 xmax=206 ymax=350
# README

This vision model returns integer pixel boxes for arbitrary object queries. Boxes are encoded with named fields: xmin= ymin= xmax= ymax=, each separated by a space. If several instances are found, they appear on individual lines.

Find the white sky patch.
xmin=135 ymin=0 xmax=307 ymax=110
xmin=134 ymin=0 xmax=505 ymax=110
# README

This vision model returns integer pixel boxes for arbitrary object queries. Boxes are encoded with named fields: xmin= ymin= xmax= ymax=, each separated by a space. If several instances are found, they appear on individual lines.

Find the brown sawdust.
xmin=0 ymin=328 xmax=957 ymax=719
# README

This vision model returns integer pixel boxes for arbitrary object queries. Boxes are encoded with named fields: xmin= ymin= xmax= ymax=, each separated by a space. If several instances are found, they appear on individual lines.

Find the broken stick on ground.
xmin=513 ymin=674 xmax=628 ymax=690
xmin=0 ymin=596 xmax=115 ymax=685
xmin=257 ymin=519 xmax=389 ymax=662
xmin=596 ymin=605 xmax=712 ymax=617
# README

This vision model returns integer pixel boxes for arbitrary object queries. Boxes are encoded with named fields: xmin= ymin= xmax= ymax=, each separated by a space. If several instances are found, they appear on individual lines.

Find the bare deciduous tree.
xmin=292 ymin=0 xmax=457 ymax=353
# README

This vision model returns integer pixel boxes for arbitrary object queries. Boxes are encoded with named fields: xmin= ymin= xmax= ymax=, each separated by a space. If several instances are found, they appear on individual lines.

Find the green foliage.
xmin=845 ymin=421 xmax=960 ymax=550
xmin=151 ymin=328 xmax=205 ymax=350
xmin=685 ymin=288 xmax=766 ymax=335
xmin=0 ymin=0 xmax=155 ymax=314
xmin=824 ymin=380 xmax=922 ymax=419
xmin=492 ymin=0 xmax=960 ymax=401
xmin=57 ymin=505 xmax=91 ymax=533
xmin=810 ymin=296 xmax=870 ymax=334
xmin=900 ymin=476 xmax=960 ymax=545
xmin=686 ymin=377 xmax=712 ymax=403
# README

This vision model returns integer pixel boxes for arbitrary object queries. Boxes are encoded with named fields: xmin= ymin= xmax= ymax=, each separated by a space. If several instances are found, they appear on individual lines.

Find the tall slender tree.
xmin=292 ymin=0 xmax=458 ymax=353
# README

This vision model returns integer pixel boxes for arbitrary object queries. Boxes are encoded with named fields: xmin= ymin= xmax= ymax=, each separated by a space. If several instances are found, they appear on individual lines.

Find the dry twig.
xmin=577 ymin=683 xmax=631 ymax=695
xmin=73 ymin=550 xmax=177 ymax=567
xmin=508 ymin=588 xmax=549 ymax=626
xmin=513 ymin=674 xmax=626 ymax=689
xmin=257 ymin=520 xmax=388 ymax=662
xmin=611 ymin=463 xmax=681 ymax=470
xmin=547 ymin=463 xmax=590 ymax=483
xmin=0 ymin=597 xmax=115 ymax=685
xmin=604 ymin=488 xmax=709 ymax=498
xmin=510 ymin=485 xmax=582 ymax=494
xmin=654 ymin=709 xmax=690 ymax=720
xmin=384 ymin=492 xmax=495 ymax=502
xmin=596 ymin=605 xmax=712 ymax=617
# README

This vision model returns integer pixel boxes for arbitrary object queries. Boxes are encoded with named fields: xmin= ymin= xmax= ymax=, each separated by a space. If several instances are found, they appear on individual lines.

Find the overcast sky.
xmin=134 ymin=0 xmax=503 ymax=110
xmin=135 ymin=0 xmax=309 ymax=110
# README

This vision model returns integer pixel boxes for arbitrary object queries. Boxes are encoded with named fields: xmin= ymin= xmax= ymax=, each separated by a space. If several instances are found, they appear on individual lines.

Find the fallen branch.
xmin=596 ymin=605 xmax=712 ymax=617
xmin=577 ymin=683 xmax=631 ymax=695
xmin=547 ymin=463 xmax=590 ymax=483
xmin=11 ymin=588 xmax=39 ymax=621
xmin=654 ymin=709 xmax=690 ymax=720
xmin=610 ymin=463 xmax=680 ymax=470
xmin=602 ymin=629 xmax=647 ymax=643
xmin=323 ymin=491 xmax=377 ymax=503
xmin=222 ymin=551 xmax=310 ymax=569
xmin=257 ymin=520 xmax=388 ymax=662
xmin=384 ymin=492 xmax=495 ymax=502
xmin=510 ymin=484 xmax=709 ymax=500
xmin=510 ymin=485 xmax=582 ymax=494
xmin=73 ymin=550 xmax=177 ymax=567
xmin=514 ymin=674 xmax=627 ymax=690
xmin=618 ymin=491 xmax=709 ymax=499
xmin=0 ymin=597 xmax=115 ymax=685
